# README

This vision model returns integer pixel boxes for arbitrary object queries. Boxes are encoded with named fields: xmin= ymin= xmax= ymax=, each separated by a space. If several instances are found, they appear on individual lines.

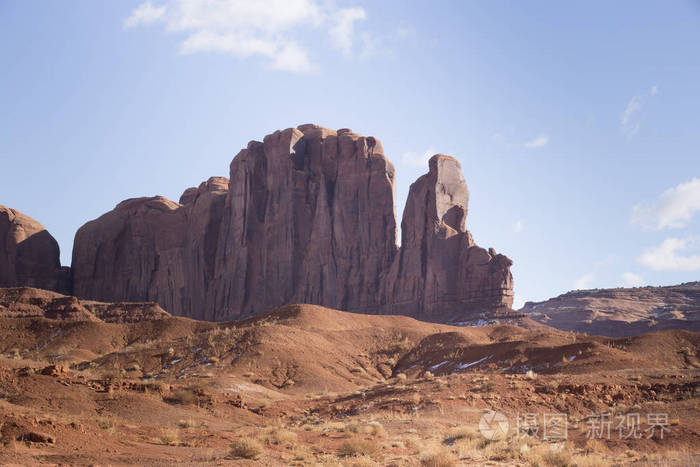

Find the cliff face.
xmin=71 ymin=177 xmax=228 ymax=319
xmin=0 ymin=206 xmax=70 ymax=293
xmin=70 ymin=124 xmax=514 ymax=322
xmin=382 ymin=155 xmax=513 ymax=322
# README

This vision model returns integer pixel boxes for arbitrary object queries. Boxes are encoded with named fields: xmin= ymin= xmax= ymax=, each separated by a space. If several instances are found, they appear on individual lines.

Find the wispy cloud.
xmin=620 ymin=85 xmax=658 ymax=137
xmin=638 ymin=237 xmax=700 ymax=271
xmin=573 ymin=272 xmax=595 ymax=290
xmin=124 ymin=1 xmax=166 ymax=28
xmin=620 ymin=272 xmax=644 ymax=287
xmin=523 ymin=134 xmax=549 ymax=148
xmin=400 ymin=146 xmax=436 ymax=168
xmin=513 ymin=219 xmax=524 ymax=233
xmin=329 ymin=7 xmax=366 ymax=56
xmin=124 ymin=0 xmax=370 ymax=73
xmin=620 ymin=96 xmax=643 ymax=137
xmin=632 ymin=178 xmax=700 ymax=230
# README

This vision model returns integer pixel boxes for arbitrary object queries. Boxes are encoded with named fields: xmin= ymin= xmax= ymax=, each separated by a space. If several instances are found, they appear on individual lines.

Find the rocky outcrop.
xmin=0 ymin=287 xmax=170 ymax=323
xmin=381 ymin=155 xmax=513 ymax=322
xmin=522 ymin=282 xmax=700 ymax=337
xmin=71 ymin=125 xmax=513 ymax=322
xmin=71 ymin=177 xmax=228 ymax=319
xmin=0 ymin=206 xmax=70 ymax=293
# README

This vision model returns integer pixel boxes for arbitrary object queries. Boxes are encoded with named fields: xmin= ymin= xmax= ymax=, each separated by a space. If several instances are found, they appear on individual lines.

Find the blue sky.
xmin=1 ymin=0 xmax=699 ymax=307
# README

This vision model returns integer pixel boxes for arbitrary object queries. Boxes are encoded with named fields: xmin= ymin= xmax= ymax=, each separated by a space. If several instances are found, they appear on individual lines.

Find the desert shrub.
xmin=344 ymin=421 xmax=386 ymax=437
xmin=159 ymin=428 xmax=179 ymax=446
xmin=166 ymin=382 xmax=208 ymax=406
xmin=168 ymin=388 xmax=197 ymax=405
xmin=338 ymin=438 xmax=379 ymax=457
xmin=344 ymin=455 xmax=378 ymax=466
xmin=525 ymin=369 xmax=536 ymax=380
xmin=292 ymin=445 xmax=314 ymax=461
xmin=395 ymin=373 xmax=407 ymax=381
xmin=423 ymin=371 xmax=434 ymax=379
xmin=443 ymin=426 xmax=479 ymax=449
xmin=229 ymin=438 xmax=263 ymax=459
xmin=524 ymin=444 xmax=573 ymax=467
xmin=265 ymin=428 xmax=297 ymax=445
xmin=389 ymin=337 xmax=412 ymax=354
xmin=178 ymin=418 xmax=196 ymax=429
xmin=571 ymin=453 xmax=609 ymax=467
xmin=480 ymin=439 xmax=517 ymax=461
xmin=420 ymin=450 xmax=458 ymax=467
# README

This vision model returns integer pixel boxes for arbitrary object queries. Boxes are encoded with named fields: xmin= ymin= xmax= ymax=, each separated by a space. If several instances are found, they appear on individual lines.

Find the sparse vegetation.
xmin=229 ymin=438 xmax=263 ymax=459
xmin=337 ymin=438 xmax=379 ymax=457
xmin=421 ymin=450 xmax=458 ymax=467
xmin=178 ymin=418 xmax=196 ymax=429
xmin=159 ymin=428 xmax=179 ymax=446
xmin=263 ymin=428 xmax=297 ymax=445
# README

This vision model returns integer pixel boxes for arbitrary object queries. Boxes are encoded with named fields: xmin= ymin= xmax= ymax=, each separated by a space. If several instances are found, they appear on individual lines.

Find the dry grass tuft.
xmin=343 ymin=454 xmax=379 ymax=466
xmin=344 ymin=421 xmax=386 ymax=437
xmin=159 ymin=428 xmax=179 ymax=446
xmin=524 ymin=443 xmax=573 ymax=467
xmin=420 ymin=450 xmax=458 ymax=467
xmin=337 ymin=438 xmax=380 ymax=457
xmin=229 ymin=438 xmax=264 ymax=459
xmin=571 ymin=453 xmax=609 ymax=467
xmin=178 ymin=418 xmax=196 ymax=429
xmin=264 ymin=428 xmax=297 ymax=446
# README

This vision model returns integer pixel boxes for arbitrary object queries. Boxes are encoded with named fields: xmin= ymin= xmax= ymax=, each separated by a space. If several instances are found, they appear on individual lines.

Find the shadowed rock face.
xmin=0 ymin=206 xmax=70 ymax=293
xmin=71 ymin=177 xmax=228 ymax=318
xmin=71 ymin=125 xmax=513 ymax=322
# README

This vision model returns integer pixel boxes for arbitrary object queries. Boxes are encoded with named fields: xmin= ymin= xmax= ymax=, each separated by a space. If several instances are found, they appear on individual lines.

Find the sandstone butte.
xmin=0 ymin=206 xmax=70 ymax=294
xmin=3 ymin=124 xmax=514 ymax=323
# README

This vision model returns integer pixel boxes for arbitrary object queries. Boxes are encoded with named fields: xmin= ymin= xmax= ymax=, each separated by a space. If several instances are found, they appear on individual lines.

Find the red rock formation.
xmin=71 ymin=177 xmax=228 ymax=319
xmin=0 ymin=206 xmax=70 ymax=293
xmin=71 ymin=125 xmax=513 ymax=322
xmin=0 ymin=286 xmax=170 ymax=323
xmin=382 ymin=155 xmax=513 ymax=322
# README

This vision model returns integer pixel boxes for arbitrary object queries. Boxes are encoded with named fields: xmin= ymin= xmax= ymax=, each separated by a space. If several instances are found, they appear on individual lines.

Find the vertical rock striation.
xmin=71 ymin=177 xmax=228 ymax=318
xmin=381 ymin=155 xmax=513 ymax=321
xmin=70 ymin=125 xmax=513 ymax=322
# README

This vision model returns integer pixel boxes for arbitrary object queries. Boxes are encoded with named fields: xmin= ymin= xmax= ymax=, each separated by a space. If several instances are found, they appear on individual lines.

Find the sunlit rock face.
xmin=71 ymin=125 xmax=513 ymax=322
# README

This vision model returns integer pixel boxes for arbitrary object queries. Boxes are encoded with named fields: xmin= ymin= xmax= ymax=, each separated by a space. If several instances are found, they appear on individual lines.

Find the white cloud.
xmin=400 ymin=147 xmax=436 ymax=168
xmin=124 ymin=1 xmax=166 ymax=28
xmin=523 ymin=134 xmax=548 ymax=148
xmin=620 ymin=95 xmax=642 ymax=137
xmin=513 ymin=219 xmax=524 ymax=233
xmin=620 ymin=85 xmax=658 ymax=137
xmin=638 ymin=237 xmax=700 ymax=271
xmin=632 ymin=178 xmax=700 ymax=230
xmin=573 ymin=272 xmax=595 ymax=290
xmin=620 ymin=272 xmax=644 ymax=287
xmin=124 ymin=0 xmax=369 ymax=73
xmin=329 ymin=7 xmax=366 ymax=56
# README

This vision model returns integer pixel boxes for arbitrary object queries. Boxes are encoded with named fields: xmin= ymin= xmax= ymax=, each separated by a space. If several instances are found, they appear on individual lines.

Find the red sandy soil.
xmin=0 ymin=288 xmax=699 ymax=465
